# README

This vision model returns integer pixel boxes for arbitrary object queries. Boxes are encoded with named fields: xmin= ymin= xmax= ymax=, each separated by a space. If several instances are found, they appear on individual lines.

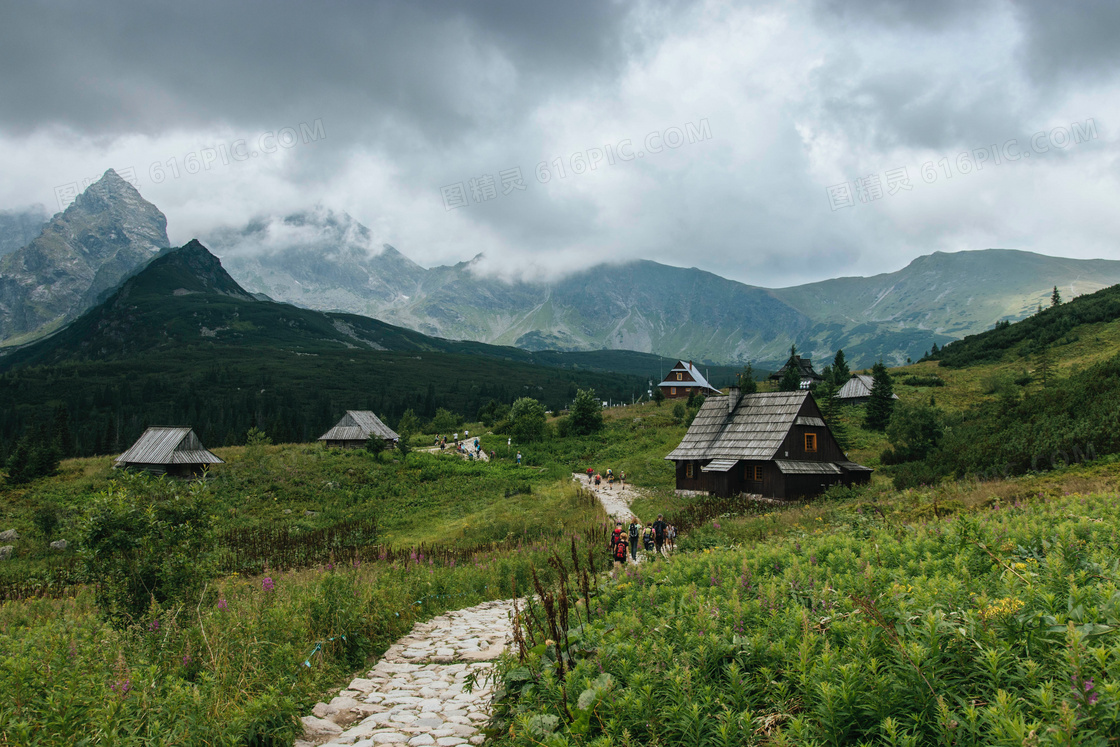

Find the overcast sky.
xmin=2 ymin=0 xmax=1118 ymax=286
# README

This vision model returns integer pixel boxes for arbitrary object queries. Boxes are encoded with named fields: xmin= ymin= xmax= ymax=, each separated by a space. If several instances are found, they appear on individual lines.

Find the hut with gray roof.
xmin=665 ymin=389 xmax=871 ymax=499
xmin=835 ymin=373 xmax=900 ymax=405
xmin=115 ymin=426 xmax=224 ymax=477
xmin=318 ymin=410 xmax=399 ymax=449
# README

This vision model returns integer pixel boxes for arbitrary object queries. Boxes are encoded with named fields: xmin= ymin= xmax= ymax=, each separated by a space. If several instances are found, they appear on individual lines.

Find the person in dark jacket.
xmin=627 ymin=517 xmax=641 ymax=560
xmin=652 ymin=515 xmax=668 ymax=554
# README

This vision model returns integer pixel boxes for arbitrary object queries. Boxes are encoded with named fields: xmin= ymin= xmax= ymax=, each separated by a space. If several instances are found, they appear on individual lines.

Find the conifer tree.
xmin=816 ymin=382 xmax=851 ymax=450
xmin=737 ymin=362 xmax=758 ymax=394
xmin=779 ymin=364 xmax=801 ymax=392
xmin=831 ymin=349 xmax=850 ymax=386
xmin=652 ymin=386 xmax=665 ymax=406
xmin=864 ymin=360 xmax=896 ymax=431
xmin=1051 ymin=285 xmax=1062 ymax=307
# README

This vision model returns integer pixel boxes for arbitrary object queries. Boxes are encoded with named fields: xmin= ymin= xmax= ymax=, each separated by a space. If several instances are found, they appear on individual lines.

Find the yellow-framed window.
xmin=805 ymin=433 xmax=817 ymax=452
xmin=676 ymin=372 xmax=683 ymax=381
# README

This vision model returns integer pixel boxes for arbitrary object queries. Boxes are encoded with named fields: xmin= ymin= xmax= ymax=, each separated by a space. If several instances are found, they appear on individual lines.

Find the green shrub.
xmin=80 ymin=473 xmax=217 ymax=628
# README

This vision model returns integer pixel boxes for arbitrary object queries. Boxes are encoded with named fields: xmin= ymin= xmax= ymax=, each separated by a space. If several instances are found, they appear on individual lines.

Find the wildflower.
xmin=149 ymin=619 xmax=160 ymax=632
xmin=182 ymin=654 xmax=192 ymax=667
xmin=217 ymin=598 xmax=228 ymax=610
xmin=326 ymin=563 xmax=334 ymax=571
xmin=109 ymin=679 xmax=131 ymax=698
xmin=262 ymin=577 xmax=274 ymax=593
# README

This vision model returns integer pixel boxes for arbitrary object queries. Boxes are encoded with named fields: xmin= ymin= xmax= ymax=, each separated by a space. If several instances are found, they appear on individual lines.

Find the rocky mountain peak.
xmin=0 ymin=172 xmax=170 ymax=345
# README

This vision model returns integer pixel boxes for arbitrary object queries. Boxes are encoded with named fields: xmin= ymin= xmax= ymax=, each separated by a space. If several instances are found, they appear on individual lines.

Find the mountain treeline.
xmin=0 ymin=351 xmax=645 ymax=461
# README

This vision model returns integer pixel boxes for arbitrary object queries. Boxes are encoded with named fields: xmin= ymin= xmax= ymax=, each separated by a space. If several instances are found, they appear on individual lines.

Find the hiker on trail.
xmin=627 ymin=517 xmax=641 ymax=560
xmin=612 ymin=532 xmax=629 ymax=567
xmin=643 ymin=527 xmax=654 ymax=551
xmin=516 ymin=451 xmax=522 ymax=466
xmin=474 ymin=437 xmax=480 ymax=452
xmin=586 ymin=467 xmax=593 ymax=483
xmin=652 ymin=514 xmax=668 ymax=554
xmin=454 ymin=432 xmax=459 ymax=444
xmin=667 ymin=524 xmax=677 ymax=552
xmin=620 ymin=470 xmax=625 ymax=486
xmin=465 ymin=430 xmax=469 ymax=440
xmin=594 ymin=473 xmax=601 ymax=486
xmin=490 ymin=450 xmax=495 ymax=460
xmin=610 ymin=521 xmax=623 ymax=547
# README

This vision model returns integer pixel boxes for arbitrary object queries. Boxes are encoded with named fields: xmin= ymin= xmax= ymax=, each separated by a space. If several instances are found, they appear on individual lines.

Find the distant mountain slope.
xmin=0 ymin=170 xmax=168 ymax=346
xmin=927 ymin=282 xmax=1120 ymax=368
xmin=0 ymin=206 xmax=48 ymax=258
xmin=207 ymin=210 xmax=1120 ymax=367
xmin=210 ymin=209 xmax=427 ymax=317
xmin=772 ymin=249 xmax=1120 ymax=338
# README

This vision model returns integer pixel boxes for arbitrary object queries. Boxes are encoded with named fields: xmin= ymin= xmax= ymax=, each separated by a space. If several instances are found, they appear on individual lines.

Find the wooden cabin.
xmin=665 ymin=389 xmax=872 ymax=499
xmin=318 ymin=410 xmax=399 ymax=449
xmin=768 ymin=354 xmax=824 ymax=388
xmin=115 ymin=426 xmax=223 ymax=477
xmin=835 ymin=373 xmax=900 ymax=405
xmin=657 ymin=360 xmax=721 ymax=400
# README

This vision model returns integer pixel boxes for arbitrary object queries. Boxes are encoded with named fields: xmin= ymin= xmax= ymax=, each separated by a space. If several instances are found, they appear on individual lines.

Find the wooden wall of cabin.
xmin=674 ymin=460 xmax=713 ymax=492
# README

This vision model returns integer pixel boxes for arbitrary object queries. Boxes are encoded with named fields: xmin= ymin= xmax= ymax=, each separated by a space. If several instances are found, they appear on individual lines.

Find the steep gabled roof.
xmin=659 ymin=360 xmax=720 ymax=393
xmin=116 ymin=427 xmax=224 ymax=466
xmin=665 ymin=391 xmax=808 ymax=462
xmin=836 ymin=373 xmax=899 ymax=400
xmin=319 ymin=410 xmax=399 ymax=442
xmin=770 ymin=354 xmax=823 ymax=381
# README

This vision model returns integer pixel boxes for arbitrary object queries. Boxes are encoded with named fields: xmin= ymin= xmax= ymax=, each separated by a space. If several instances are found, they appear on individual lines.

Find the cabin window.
xmin=676 ymin=372 xmax=683 ymax=381
xmin=805 ymin=433 xmax=817 ymax=452
xmin=686 ymin=462 xmax=694 ymax=478
xmin=754 ymin=465 xmax=763 ymax=481
xmin=671 ymin=387 xmax=677 ymax=395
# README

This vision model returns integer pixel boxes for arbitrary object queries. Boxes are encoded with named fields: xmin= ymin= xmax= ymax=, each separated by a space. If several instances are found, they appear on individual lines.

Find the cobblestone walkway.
xmin=297 ymin=600 xmax=515 ymax=747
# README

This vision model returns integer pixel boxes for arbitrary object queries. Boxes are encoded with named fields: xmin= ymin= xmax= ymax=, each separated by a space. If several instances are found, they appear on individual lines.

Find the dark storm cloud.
xmin=1012 ymin=0 xmax=1120 ymax=83
xmin=0 ymin=0 xmax=660 ymax=143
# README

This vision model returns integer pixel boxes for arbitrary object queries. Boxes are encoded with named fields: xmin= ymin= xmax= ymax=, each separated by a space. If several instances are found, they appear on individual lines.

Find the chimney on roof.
xmin=727 ymin=385 xmax=740 ymax=414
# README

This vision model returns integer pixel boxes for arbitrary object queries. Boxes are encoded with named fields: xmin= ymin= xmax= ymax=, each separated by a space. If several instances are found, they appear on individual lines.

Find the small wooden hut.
xmin=657 ymin=360 xmax=721 ymax=400
xmin=666 ymin=389 xmax=872 ymax=499
xmin=835 ymin=373 xmax=900 ymax=405
xmin=115 ymin=427 xmax=224 ymax=477
xmin=318 ymin=410 xmax=399 ymax=449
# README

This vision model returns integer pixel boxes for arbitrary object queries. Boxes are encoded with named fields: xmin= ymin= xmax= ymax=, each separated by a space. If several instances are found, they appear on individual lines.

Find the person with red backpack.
xmin=612 ymin=531 xmax=629 ymax=567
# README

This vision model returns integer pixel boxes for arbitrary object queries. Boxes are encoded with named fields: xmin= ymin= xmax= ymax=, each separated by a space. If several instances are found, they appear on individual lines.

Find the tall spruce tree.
xmin=815 ymin=381 xmax=851 ymax=451
xmin=737 ymin=362 xmax=758 ymax=394
xmin=864 ymin=360 xmax=896 ymax=431
xmin=1051 ymin=285 xmax=1062 ymax=307
xmin=831 ymin=349 xmax=850 ymax=387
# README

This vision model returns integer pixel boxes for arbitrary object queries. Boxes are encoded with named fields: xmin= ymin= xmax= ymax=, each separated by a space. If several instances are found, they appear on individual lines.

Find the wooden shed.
xmin=665 ymin=389 xmax=872 ymax=499
xmin=835 ymin=373 xmax=900 ymax=405
xmin=318 ymin=410 xmax=399 ymax=449
xmin=657 ymin=360 xmax=722 ymax=400
xmin=115 ymin=427 xmax=224 ymax=477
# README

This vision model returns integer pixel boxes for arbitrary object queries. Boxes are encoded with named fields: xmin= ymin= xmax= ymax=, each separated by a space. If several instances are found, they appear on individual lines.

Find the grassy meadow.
xmin=2 ymin=322 xmax=1120 ymax=744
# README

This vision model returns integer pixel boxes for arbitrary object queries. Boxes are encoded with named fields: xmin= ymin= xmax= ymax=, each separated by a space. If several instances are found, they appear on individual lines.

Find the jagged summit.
xmin=0 ymin=171 xmax=169 ymax=345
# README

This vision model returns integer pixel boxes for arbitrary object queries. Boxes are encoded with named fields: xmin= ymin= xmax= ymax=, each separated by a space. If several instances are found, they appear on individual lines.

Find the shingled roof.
xmin=319 ymin=410 xmax=399 ymax=442
xmin=115 ymin=427 xmax=224 ymax=467
xmin=665 ymin=390 xmax=809 ymax=462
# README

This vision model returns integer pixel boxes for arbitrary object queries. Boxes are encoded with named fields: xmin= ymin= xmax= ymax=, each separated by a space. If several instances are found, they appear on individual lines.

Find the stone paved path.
xmin=572 ymin=472 xmax=642 ymax=521
xmin=297 ymin=600 xmax=516 ymax=747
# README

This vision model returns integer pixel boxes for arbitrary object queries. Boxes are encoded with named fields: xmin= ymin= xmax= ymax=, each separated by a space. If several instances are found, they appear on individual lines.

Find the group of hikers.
xmin=435 ymin=433 xmax=492 ymax=461
xmin=585 ymin=466 xmax=624 ymax=489
xmin=609 ymin=514 xmax=675 ymax=564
